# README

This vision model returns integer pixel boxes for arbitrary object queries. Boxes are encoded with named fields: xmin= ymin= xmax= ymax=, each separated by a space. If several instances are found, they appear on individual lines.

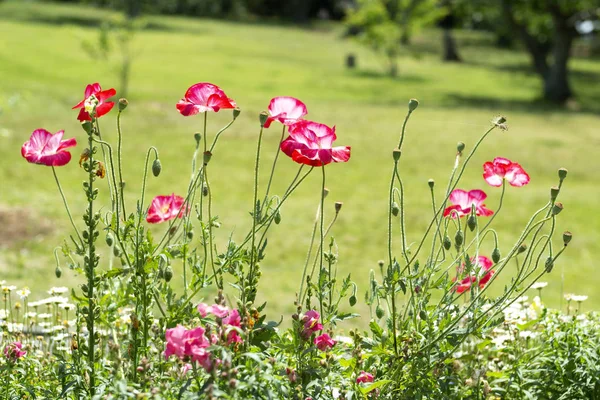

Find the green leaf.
xmin=360 ymin=380 xmax=392 ymax=394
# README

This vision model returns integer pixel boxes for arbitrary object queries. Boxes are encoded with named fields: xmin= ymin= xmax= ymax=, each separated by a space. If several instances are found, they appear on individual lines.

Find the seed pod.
xmin=518 ymin=243 xmax=528 ymax=254
xmin=558 ymin=168 xmax=568 ymax=180
xmin=392 ymin=149 xmax=401 ymax=162
xmin=563 ymin=231 xmax=572 ymax=246
xmin=152 ymin=159 xmax=162 ymax=177
xmin=552 ymin=202 xmax=564 ymax=216
xmin=118 ymin=98 xmax=128 ymax=111
xmin=457 ymin=142 xmax=465 ymax=153
xmin=259 ymin=111 xmax=269 ymax=126
xmin=408 ymin=98 xmax=419 ymax=112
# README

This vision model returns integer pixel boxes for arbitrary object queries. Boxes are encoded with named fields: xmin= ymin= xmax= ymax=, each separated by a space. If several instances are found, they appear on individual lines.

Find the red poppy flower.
xmin=264 ymin=96 xmax=307 ymax=128
xmin=280 ymin=120 xmax=350 ymax=167
xmin=443 ymin=189 xmax=493 ymax=218
xmin=21 ymin=129 xmax=77 ymax=167
xmin=478 ymin=269 xmax=495 ymax=289
xmin=72 ymin=83 xmax=116 ymax=122
xmin=176 ymin=83 xmax=236 ymax=116
xmin=455 ymin=276 xmax=477 ymax=294
xmin=483 ymin=157 xmax=530 ymax=187
xmin=454 ymin=255 xmax=495 ymax=294
xmin=146 ymin=193 xmax=188 ymax=224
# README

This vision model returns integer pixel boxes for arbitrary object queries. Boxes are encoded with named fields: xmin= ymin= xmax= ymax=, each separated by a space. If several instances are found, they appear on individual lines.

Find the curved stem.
xmin=262 ymin=125 xmax=286 ymax=209
xmin=51 ymin=167 xmax=84 ymax=246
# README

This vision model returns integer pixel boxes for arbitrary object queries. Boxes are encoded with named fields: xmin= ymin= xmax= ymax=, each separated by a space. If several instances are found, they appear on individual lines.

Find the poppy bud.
xmin=274 ymin=211 xmax=281 ymax=225
xmin=550 ymin=186 xmax=560 ymax=201
xmin=203 ymin=151 xmax=212 ymax=165
xmin=378 ymin=260 xmax=385 ymax=268
xmin=375 ymin=305 xmax=384 ymax=319
xmin=443 ymin=236 xmax=452 ymax=250
xmin=562 ymin=231 xmax=572 ymax=246
xmin=349 ymin=295 xmax=357 ymax=307
xmin=544 ymin=257 xmax=554 ymax=273
xmin=233 ymin=107 xmax=241 ymax=119
xmin=457 ymin=142 xmax=465 ymax=153
xmin=558 ymin=168 xmax=568 ymax=181
xmin=492 ymin=248 xmax=501 ymax=263
xmin=259 ymin=111 xmax=269 ymax=126
xmin=152 ymin=159 xmax=162 ymax=177
xmin=164 ymin=266 xmax=173 ymax=282
xmin=419 ymin=310 xmax=427 ymax=321
xmin=467 ymin=215 xmax=477 ymax=231
xmin=552 ymin=202 xmax=563 ymax=216
xmin=202 ymin=185 xmax=209 ymax=197
xmin=454 ymin=231 xmax=463 ymax=247
xmin=81 ymin=121 xmax=93 ymax=135
xmin=517 ymin=243 xmax=528 ymax=254
xmin=428 ymin=179 xmax=434 ymax=189
xmin=55 ymin=265 xmax=62 ymax=278
xmin=408 ymin=98 xmax=419 ymax=112
xmin=118 ymin=98 xmax=128 ymax=111
xmin=194 ymin=133 xmax=201 ymax=144
xmin=105 ymin=233 xmax=114 ymax=247
xmin=187 ymin=230 xmax=194 ymax=240
xmin=335 ymin=202 xmax=343 ymax=213
xmin=392 ymin=149 xmax=401 ymax=162
xmin=391 ymin=202 xmax=400 ymax=216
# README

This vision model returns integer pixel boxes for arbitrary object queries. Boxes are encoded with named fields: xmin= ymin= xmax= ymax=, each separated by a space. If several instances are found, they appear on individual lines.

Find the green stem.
xmin=387 ymin=161 xmax=399 ymax=357
xmin=116 ymin=110 xmax=126 ymax=216
xmin=51 ymin=167 xmax=84 ymax=247
xmin=318 ymin=166 xmax=326 ymax=323
xmin=262 ymin=124 xmax=286 ymax=210
xmin=248 ymin=123 xmax=265 ymax=291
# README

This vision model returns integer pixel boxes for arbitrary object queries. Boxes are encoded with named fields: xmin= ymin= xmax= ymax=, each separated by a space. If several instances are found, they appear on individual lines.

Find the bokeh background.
xmin=1 ymin=0 xmax=599 ymax=318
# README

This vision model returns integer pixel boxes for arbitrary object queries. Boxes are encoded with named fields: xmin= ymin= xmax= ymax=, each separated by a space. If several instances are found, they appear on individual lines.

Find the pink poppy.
xmin=478 ymin=269 xmax=495 ymax=289
xmin=176 ymin=83 xmax=236 ymax=116
xmin=356 ymin=371 xmax=374 ymax=384
xmin=3 ymin=342 xmax=26 ymax=361
xmin=314 ymin=333 xmax=336 ymax=351
xmin=146 ymin=193 xmax=188 ymax=224
xmin=454 ymin=255 xmax=496 ymax=294
xmin=443 ymin=189 xmax=494 ymax=219
xmin=21 ymin=129 xmax=77 ymax=167
xmin=72 ymin=83 xmax=116 ymax=121
xmin=264 ymin=96 xmax=307 ymax=128
xmin=458 ymin=256 xmax=493 ymax=274
xmin=483 ymin=157 xmax=530 ymax=187
xmin=197 ymin=303 xmax=230 ymax=319
xmin=454 ymin=276 xmax=477 ymax=294
xmin=280 ymin=120 xmax=350 ymax=167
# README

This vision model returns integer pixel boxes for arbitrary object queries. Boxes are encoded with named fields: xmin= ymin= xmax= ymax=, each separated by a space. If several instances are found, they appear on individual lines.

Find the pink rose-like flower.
xmin=314 ymin=333 xmax=336 ymax=351
xmin=264 ymin=96 xmax=307 ymax=128
xmin=483 ymin=157 xmax=530 ymax=187
xmin=281 ymin=120 xmax=350 ymax=167
xmin=197 ymin=303 xmax=230 ymax=318
xmin=223 ymin=309 xmax=243 ymax=344
xmin=443 ymin=189 xmax=494 ymax=219
xmin=21 ymin=129 xmax=77 ymax=167
xmin=301 ymin=310 xmax=323 ymax=336
xmin=176 ymin=83 xmax=236 ymax=116
xmin=164 ymin=325 xmax=188 ymax=360
xmin=3 ymin=342 xmax=26 ymax=361
xmin=146 ymin=193 xmax=188 ymax=224
xmin=72 ymin=83 xmax=116 ymax=121
xmin=356 ymin=371 xmax=374 ymax=384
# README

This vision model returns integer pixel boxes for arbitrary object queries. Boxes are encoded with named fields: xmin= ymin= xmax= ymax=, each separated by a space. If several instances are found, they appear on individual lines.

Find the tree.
xmin=439 ymin=0 xmax=461 ymax=62
xmin=500 ymin=0 xmax=600 ymax=104
xmin=346 ymin=0 xmax=444 ymax=76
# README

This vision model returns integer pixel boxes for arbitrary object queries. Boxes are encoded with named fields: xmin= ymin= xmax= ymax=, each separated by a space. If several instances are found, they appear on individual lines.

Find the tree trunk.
xmin=442 ymin=28 xmax=461 ymax=62
xmin=543 ymin=16 xmax=574 ymax=103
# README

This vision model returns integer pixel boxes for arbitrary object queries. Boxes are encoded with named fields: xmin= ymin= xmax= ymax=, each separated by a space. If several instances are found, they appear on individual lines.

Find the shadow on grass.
xmin=349 ymin=69 xmax=428 ymax=83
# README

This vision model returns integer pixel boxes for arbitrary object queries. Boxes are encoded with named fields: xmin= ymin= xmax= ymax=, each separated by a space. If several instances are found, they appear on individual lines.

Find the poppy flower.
xmin=455 ymin=276 xmax=477 ymax=294
xmin=176 ymin=83 xmax=236 ymax=116
xmin=264 ymin=96 xmax=307 ymax=128
xmin=280 ymin=120 xmax=350 ymax=167
xmin=483 ymin=157 xmax=530 ymax=187
xmin=443 ymin=189 xmax=493 ymax=218
xmin=72 ymin=83 xmax=116 ymax=122
xmin=454 ymin=255 xmax=495 ymax=294
xmin=146 ymin=193 xmax=188 ymax=224
xmin=21 ymin=129 xmax=77 ymax=167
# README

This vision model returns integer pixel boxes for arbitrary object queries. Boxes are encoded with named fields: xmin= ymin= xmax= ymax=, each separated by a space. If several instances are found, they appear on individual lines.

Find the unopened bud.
xmin=152 ymin=158 xmax=162 ymax=177
xmin=203 ymin=151 xmax=212 ymax=165
xmin=419 ymin=310 xmax=427 ymax=321
xmin=202 ymin=185 xmax=209 ymax=197
xmin=259 ymin=111 xmax=269 ymax=126
xmin=349 ymin=295 xmax=357 ymax=307
xmin=233 ymin=107 xmax=241 ymax=119
xmin=544 ymin=256 xmax=554 ymax=273
xmin=492 ymin=248 xmax=501 ymax=263
xmin=428 ymin=179 xmax=434 ymax=189
xmin=517 ymin=243 xmax=528 ymax=254
xmin=187 ymin=230 xmax=194 ymax=240
xmin=562 ymin=231 xmax=572 ymax=246
xmin=408 ymin=98 xmax=419 ymax=112
xmin=118 ymin=98 xmax=128 ymax=111
xmin=558 ymin=168 xmax=568 ymax=181
xmin=550 ymin=186 xmax=560 ymax=201
xmin=164 ymin=266 xmax=173 ymax=282
xmin=377 ymin=260 xmax=385 ymax=268
xmin=467 ymin=215 xmax=477 ymax=231
xmin=105 ymin=233 xmax=114 ymax=247
xmin=391 ymin=202 xmax=400 ymax=217
xmin=392 ymin=149 xmax=401 ymax=162
xmin=274 ymin=211 xmax=281 ymax=225
xmin=454 ymin=231 xmax=464 ymax=247
xmin=552 ymin=202 xmax=563 ymax=216
xmin=443 ymin=236 xmax=452 ymax=250
xmin=375 ymin=305 xmax=384 ymax=319
xmin=334 ymin=202 xmax=343 ymax=213
xmin=55 ymin=266 xmax=62 ymax=278
xmin=457 ymin=142 xmax=465 ymax=153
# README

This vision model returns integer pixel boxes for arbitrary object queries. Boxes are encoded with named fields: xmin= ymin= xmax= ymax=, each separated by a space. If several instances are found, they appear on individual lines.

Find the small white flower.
xmin=564 ymin=293 xmax=574 ymax=301
xmin=48 ymin=287 xmax=69 ymax=295
xmin=0 ymin=310 xmax=9 ymax=320
xmin=519 ymin=330 xmax=538 ymax=340
xmin=571 ymin=295 xmax=588 ymax=302
xmin=16 ymin=287 xmax=31 ymax=299
xmin=58 ymin=303 xmax=76 ymax=310
xmin=2 ymin=285 xmax=17 ymax=292
xmin=41 ymin=296 xmax=69 ymax=304
xmin=38 ymin=313 xmax=53 ymax=319
xmin=531 ymin=282 xmax=548 ymax=290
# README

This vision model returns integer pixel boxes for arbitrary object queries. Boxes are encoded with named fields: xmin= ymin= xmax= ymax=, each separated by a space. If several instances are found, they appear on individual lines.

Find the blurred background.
xmin=1 ymin=0 xmax=599 ymax=318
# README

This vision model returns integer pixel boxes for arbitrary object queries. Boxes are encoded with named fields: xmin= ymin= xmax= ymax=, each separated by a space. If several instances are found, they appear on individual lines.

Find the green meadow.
xmin=1 ymin=1 xmax=599 ymax=318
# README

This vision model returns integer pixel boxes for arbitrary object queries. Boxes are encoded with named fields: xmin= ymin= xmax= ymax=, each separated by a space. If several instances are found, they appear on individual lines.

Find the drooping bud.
xmin=562 ymin=231 xmax=572 ymax=246
xmin=203 ymin=151 xmax=212 ymax=165
xmin=274 ymin=211 xmax=281 ymax=225
xmin=113 ymin=246 xmax=121 ymax=257
xmin=408 ymin=98 xmax=419 ymax=112
xmin=55 ymin=265 xmax=62 ymax=278
xmin=194 ymin=133 xmax=201 ymax=144
xmin=118 ymin=98 xmax=128 ymax=111
xmin=428 ymin=179 xmax=434 ymax=189
xmin=457 ymin=142 xmax=465 ymax=154
xmin=202 ymin=185 xmax=209 ymax=197
xmin=259 ymin=111 xmax=269 ymax=126
xmin=552 ymin=202 xmax=563 ymax=216
xmin=558 ymin=168 xmax=568 ymax=181
xmin=391 ymin=202 xmax=400 ymax=216
xmin=392 ymin=148 xmax=401 ymax=162
xmin=517 ymin=243 xmax=528 ymax=254
xmin=186 ymin=230 xmax=194 ymax=240
xmin=454 ymin=231 xmax=464 ymax=248
xmin=467 ymin=215 xmax=477 ymax=231
xmin=492 ymin=248 xmax=501 ymax=263
xmin=443 ymin=236 xmax=452 ymax=250
xmin=550 ymin=186 xmax=560 ymax=201
xmin=349 ymin=295 xmax=356 ymax=307
xmin=335 ymin=202 xmax=343 ymax=213
xmin=164 ymin=266 xmax=173 ymax=282
xmin=544 ymin=257 xmax=554 ymax=273
xmin=105 ymin=233 xmax=114 ymax=247
xmin=375 ymin=305 xmax=384 ymax=319
xmin=152 ymin=158 xmax=162 ymax=177
xmin=233 ymin=107 xmax=241 ymax=119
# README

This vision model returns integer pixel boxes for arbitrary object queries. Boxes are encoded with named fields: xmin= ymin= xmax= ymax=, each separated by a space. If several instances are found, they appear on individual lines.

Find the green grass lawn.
xmin=1 ymin=1 xmax=599 ymax=318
